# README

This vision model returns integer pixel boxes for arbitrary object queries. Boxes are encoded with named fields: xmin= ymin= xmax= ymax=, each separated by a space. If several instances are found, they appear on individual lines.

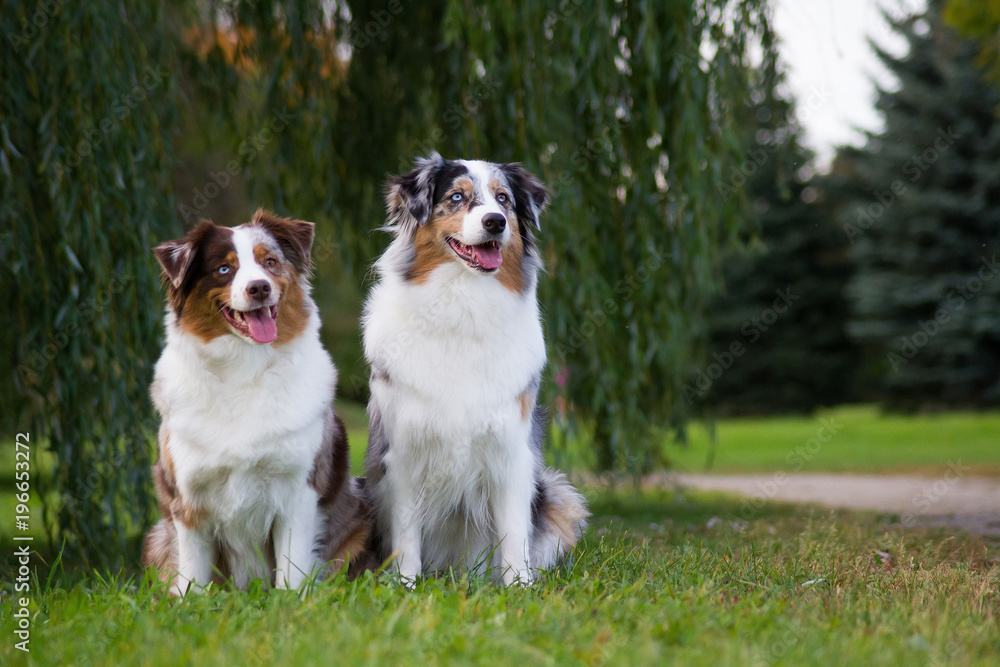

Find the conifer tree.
xmin=695 ymin=61 xmax=858 ymax=413
xmin=841 ymin=1 xmax=1000 ymax=407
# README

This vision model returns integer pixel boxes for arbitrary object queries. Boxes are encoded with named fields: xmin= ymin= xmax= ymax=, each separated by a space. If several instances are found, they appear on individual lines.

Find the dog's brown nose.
xmin=482 ymin=213 xmax=506 ymax=235
xmin=246 ymin=280 xmax=271 ymax=301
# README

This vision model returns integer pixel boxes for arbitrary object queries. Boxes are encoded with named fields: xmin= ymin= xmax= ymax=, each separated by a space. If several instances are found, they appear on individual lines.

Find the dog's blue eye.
xmin=217 ymin=265 xmax=231 ymax=275
xmin=450 ymin=193 xmax=464 ymax=202
xmin=496 ymin=193 xmax=508 ymax=203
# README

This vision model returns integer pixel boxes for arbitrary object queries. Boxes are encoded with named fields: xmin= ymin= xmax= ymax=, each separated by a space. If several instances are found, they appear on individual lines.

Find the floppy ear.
xmin=251 ymin=209 xmax=315 ymax=274
xmin=501 ymin=163 xmax=548 ymax=231
xmin=384 ymin=152 xmax=445 ymax=234
xmin=154 ymin=220 xmax=216 ymax=289
xmin=153 ymin=220 xmax=216 ymax=312
xmin=154 ymin=241 xmax=195 ymax=290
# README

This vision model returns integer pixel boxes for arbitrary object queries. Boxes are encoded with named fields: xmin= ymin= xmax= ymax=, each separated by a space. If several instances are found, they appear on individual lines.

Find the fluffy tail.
xmin=142 ymin=518 xmax=178 ymax=585
xmin=319 ymin=476 xmax=375 ymax=579
xmin=530 ymin=468 xmax=589 ymax=571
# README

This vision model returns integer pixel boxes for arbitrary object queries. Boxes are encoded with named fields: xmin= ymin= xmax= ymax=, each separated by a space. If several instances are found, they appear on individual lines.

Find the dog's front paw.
xmin=170 ymin=579 xmax=202 ymax=597
xmin=503 ymin=568 xmax=535 ymax=587
xmin=392 ymin=573 xmax=419 ymax=590
xmin=391 ymin=554 xmax=422 ymax=590
xmin=274 ymin=571 xmax=295 ymax=591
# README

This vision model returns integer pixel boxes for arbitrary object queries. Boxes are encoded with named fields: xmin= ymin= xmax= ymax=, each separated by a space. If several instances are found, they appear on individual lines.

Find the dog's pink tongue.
xmin=244 ymin=308 xmax=278 ymax=344
xmin=472 ymin=244 xmax=503 ymax=270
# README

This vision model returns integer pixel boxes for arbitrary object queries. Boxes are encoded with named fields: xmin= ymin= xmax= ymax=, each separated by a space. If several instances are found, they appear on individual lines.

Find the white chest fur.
xmin=365 ymin=265 xmax=544 ymax=436
xmin=364 ymin=264 xmax=545 ymax=526
xmin=154 ymin=312 xmax=335 ymax=535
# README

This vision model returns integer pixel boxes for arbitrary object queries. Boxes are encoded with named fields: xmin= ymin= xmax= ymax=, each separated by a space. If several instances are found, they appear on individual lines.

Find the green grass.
xmin=2 ymin=491 xmax=998 ymax=665
xmin=670 ymin=405 xmax=1000 ymax=475
xmin=5 ymin=407 xmax=1000 ymax=664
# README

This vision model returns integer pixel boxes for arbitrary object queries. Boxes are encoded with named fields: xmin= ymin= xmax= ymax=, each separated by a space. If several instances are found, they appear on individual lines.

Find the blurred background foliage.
xmin=945 ymin=0 xmax=1000 ymax=86
xmin=2 ymin=2 xmax=181 ymax=563
xmin=834 ymin=2 xmax=1000 ymax=408
xmin=3 ymin=0 xmax=1000 ymax=564
xmin=699 ymin=62 xmax=859 ymax=415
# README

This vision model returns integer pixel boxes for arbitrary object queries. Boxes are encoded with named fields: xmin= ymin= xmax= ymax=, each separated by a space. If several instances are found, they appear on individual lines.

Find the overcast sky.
xmin=772 ymin=0 xmax=927 ymax=168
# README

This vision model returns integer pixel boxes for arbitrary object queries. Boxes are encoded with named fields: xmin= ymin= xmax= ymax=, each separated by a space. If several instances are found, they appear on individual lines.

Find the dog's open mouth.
xmin=222 ymin=304 xmax=279 ymax=344
xmin=447 ymin=238 xmax=503 ymax=271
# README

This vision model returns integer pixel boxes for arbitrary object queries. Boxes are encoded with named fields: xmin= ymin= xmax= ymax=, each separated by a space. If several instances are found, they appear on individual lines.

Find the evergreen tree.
xmin=945 ymin=0 xmax=1000 ymax=86
xmin=840 ymin=2 xmax=1000 ymax=407
xmin=695 ymin=64 xmax=858 ymax=413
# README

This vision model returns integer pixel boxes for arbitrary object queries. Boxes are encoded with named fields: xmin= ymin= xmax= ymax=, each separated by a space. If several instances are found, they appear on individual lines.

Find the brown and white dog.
xmin=142 ymin=210 xmax=368 ymax=595
xmin=362 ymin=154 xmax=588 ymax=586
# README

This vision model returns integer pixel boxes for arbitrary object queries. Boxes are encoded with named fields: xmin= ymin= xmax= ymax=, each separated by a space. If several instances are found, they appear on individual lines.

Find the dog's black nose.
xmin=246 ymin=280 xmax=271 ymax=300
xmin=482 ymin=212 xmax=506 ymax=235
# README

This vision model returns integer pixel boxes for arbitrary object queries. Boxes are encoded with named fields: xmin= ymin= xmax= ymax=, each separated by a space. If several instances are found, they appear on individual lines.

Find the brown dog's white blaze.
xmin=152 ymin=210 xmax=315 ymax=346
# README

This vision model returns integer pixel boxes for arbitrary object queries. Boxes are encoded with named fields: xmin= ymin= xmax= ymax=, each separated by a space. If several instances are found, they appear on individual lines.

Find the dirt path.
xmin=668 ymin=472 xmax=1000 ymax=537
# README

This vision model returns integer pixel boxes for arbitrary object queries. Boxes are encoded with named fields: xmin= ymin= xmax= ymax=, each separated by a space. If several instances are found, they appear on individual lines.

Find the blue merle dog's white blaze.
xmin=362 ymin=154 xmax=588 ymax=586
xmin=382 ymin=152 xmax=548 ymax=293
